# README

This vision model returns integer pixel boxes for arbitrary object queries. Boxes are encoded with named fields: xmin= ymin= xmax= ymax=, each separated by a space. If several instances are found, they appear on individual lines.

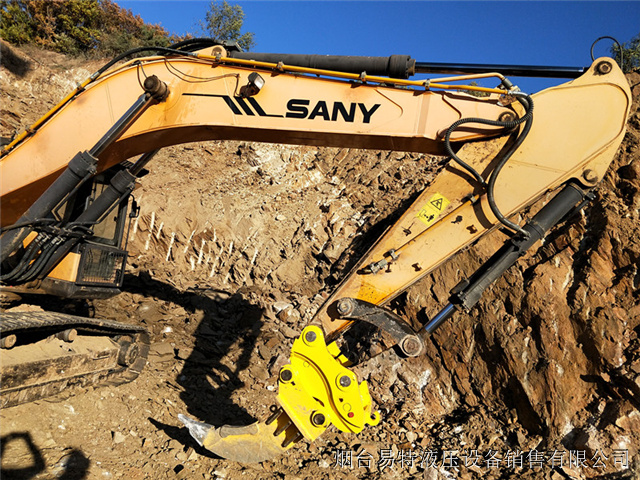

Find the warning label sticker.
xmin=416 ymin=193 xmax=450 ymax=227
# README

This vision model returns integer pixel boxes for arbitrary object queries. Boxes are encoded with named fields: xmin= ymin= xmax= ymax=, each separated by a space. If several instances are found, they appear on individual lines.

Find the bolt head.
xmin=401 ymin=336 xmax=422 ymax=357
xmin=280 ymin=368 xmax=293 ymax=382
xmin=305 ymin=330 xmax=317 ymax=343
xmin=339 ymin=375 xmax=352 ymax=388
xmin=336 ymin=298 xmax=354 ymax=316
xmin=311 ymin=412 xmax=326 ymax=426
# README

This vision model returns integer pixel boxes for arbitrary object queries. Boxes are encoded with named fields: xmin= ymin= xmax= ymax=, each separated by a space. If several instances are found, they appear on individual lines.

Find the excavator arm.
xmin=0 ymin=41 xmax=632 ymax=462
xmin=179 ymin=52 xmax=631 ymax=462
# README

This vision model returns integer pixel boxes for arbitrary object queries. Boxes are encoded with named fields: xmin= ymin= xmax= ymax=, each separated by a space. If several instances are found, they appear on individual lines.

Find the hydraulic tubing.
xmin=229 ymin=52 xmax=416 ymax=79
xmin=415 ymin=62 xmax=587 ymax=79
xmin=443 ymin=93 xmax=534 ymax=237
xmin=424 ymin=182 xmax=588 ymax=334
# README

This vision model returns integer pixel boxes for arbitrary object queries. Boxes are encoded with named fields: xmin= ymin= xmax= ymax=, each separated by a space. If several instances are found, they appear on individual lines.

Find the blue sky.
xmin=117 ymin=1 xmax=640 ymax=93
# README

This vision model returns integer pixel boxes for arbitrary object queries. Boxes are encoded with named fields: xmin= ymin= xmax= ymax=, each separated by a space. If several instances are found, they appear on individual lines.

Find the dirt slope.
xmin=1 ymin=44 xmax=639 ymax=480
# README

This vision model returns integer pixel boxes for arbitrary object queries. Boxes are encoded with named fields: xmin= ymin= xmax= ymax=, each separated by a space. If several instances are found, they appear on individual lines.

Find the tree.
xmin=0 ymin=1 xmax=35 ymax=45
xmin=0 ymin=0 xmax=172 ymax=56
xmin=200 ymin=1 xmax=254 ymax=51
xmin=610 ymin=33 xmax=640 ymax=73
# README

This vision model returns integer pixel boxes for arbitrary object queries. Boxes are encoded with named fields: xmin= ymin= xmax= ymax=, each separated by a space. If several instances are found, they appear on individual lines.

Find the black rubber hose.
xmin=443 ymin=93 xmax=534 ymax=237
xmin=0 ymin=218 xmax=57 ymax=234
xmin=0 ymin=233 xmax=46 ymax=282
xmin=35 ymin=171 xmax=137 ymax=279
xmin=13 ymin=237 xmax=64 ymax=284
xmin=444 ymin=117 xmax=494 ymax=187
xmin=444 ymin=102 xmax=532 ymax=185
xmin=0 ymin=150 xmax=97 ymax=263
xmin=486 ymin=94 xmax=534 ymax=237
xmin=92 ymin=46 xmax=197 ymax=81
xmin=168 ymin=38 xmax=223 ymax=52
xmin=590 ymin=36 xmax=623 ymax=69
xmin=1 ymin=233 xmax=52 ymax=283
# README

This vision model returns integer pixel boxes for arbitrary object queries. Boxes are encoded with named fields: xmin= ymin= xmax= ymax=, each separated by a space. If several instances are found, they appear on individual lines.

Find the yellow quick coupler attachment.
xmin=276 ymin=325 xmax=380 ymax=442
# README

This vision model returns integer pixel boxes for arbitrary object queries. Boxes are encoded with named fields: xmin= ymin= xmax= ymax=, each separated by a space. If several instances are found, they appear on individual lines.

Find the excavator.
xmin=0 ymin=38 xmax=632 ymax=463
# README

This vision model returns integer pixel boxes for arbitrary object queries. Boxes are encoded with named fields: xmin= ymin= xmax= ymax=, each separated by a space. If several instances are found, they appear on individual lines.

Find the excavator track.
xmin=0 ymin=311 xmax=149 ymax=408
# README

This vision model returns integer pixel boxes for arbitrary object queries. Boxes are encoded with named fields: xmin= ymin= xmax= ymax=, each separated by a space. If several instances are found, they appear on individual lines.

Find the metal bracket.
xmin=277 ymin=326 xmax=380 ymax=442
xmin=335 ymin=298 xmax=423 ymax=357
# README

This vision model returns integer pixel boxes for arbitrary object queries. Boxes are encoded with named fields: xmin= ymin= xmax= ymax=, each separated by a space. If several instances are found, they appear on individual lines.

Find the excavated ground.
xmin=1 ymin=44 xmax=639 ymax=480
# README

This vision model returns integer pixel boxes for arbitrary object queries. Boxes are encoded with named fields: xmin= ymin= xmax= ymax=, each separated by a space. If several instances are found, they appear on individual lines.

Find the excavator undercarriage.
xmin=0 ymin=38 xmax=632 ymax=463
xmin=1 ymin=310 xmax=149 ymax=408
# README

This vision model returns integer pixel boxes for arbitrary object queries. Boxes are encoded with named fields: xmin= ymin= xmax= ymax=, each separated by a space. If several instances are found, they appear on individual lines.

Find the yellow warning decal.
xmin=416 ymin=193 xmax=450 ymax=227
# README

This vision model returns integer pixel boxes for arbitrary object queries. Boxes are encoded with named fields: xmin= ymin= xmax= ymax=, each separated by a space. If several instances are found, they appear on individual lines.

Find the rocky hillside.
xmin=1 ymin=42 xmax=639 ymax=479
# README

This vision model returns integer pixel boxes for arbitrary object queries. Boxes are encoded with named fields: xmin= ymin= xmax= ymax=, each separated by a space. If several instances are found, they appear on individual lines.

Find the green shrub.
xmin=0 ymin=0 xmax=174 ymax=57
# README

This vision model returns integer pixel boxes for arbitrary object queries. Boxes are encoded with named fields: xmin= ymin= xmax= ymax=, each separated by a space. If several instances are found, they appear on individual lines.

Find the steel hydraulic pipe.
xmin=414 ymin=62 xmax=587 ymax=79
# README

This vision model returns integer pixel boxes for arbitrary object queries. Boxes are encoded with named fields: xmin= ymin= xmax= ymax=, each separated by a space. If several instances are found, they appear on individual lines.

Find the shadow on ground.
xmin=121 ymin=272 xmax=264 ymax=447
xmin=1 ymin=432 xmax=89 ymax=480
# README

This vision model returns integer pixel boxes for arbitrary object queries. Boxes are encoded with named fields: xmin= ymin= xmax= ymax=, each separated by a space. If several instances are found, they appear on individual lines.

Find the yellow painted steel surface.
xmin=277 ymin=326 xmax=380 ymax=442
xmin=0 ymin=57 xmax=515 ymax=228
xmin=47 ymin=252 xmax=81 ymax=282
xmin=0 ymin=54 xmax=631 ymax=339
xmin=314 ymin=59 xmax=631 ymax=338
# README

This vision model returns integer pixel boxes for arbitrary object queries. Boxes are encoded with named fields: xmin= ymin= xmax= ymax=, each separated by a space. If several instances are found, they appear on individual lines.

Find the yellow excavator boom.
xmin=0 ymin=41 xmax=631 ymax=462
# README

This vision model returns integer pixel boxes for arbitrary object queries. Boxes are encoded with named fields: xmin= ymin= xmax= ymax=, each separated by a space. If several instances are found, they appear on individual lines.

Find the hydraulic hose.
xmin=168 ymin=38 xmax=226 ymax=52
xmin=444 ymin=93 xmax=534 ymax=237
xmin=0 ymin=233 xmax=46 ymax=282
xmin=12 ymin=237 xmax=63 ymax=284
xmin=34 ymin=169 xmax=138 ymax=280
xmin=486 ymin=94 xmax=534 ymax=237
xmin=0 ymin=151 xmax=98 ymax=264
xmin=1 ymin=80 xmax=166 ymax=283
xmin=93 ymin=46 xmax=197 ymax=80
xmin=1 ymin=46 xmax=184 ymax=157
